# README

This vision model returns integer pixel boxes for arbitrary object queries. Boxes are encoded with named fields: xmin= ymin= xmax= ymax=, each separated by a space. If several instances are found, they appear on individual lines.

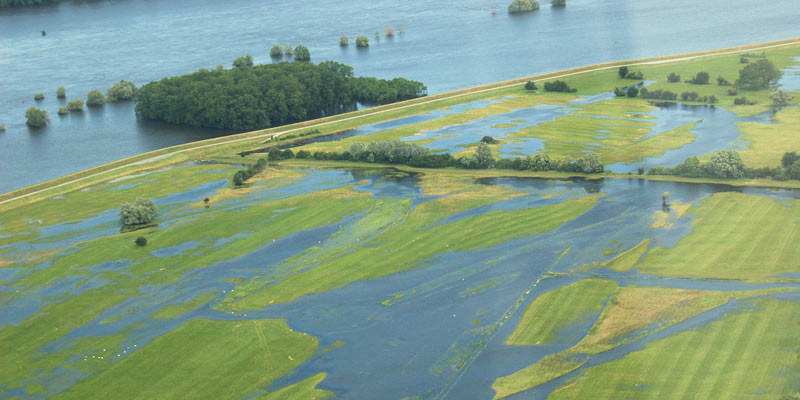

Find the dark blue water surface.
xmin=1 ymin=0 xmax=799 ymax=193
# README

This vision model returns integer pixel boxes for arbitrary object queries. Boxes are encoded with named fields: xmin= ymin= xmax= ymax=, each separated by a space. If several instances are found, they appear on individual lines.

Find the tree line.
xmin=135 ymin=61 xmax=427 ymax=130
xmin=647 ymin=150 xmax=800 ymax=181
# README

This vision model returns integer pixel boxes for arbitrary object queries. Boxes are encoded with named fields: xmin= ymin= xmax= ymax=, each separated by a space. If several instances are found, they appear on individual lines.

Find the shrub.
xmin=374 ymin=30 xmax=380 ymax=39
xmin=135 ymin=237 xmax=147 ymax=246
xmin=86 ymin=89 xmax=105 ymax=106
xmin=717 ymin=76 xmax=731 ymax=86
xmin=771 ymin=90 xmax=794 ymax=108
xmin=626 ymin=87 xmax=639 ymax=98
xmin=385 ymin=26 xmax=394 ymax=37
xmin=56 ymin=86 xmax=66 ymax=98
xmin=667 ymin=72 xmax=680 ymax=83
xmin=293 ymin=45 xmax=310 ymax=61
xmin=508 ymin=0 xmax=539 ymax=13
xmin=57 ymin=106 xmax=67 ymax=115
xmin=67 ymin=98 xmax=84 ymax=111
xmin=119 ymin=198 xmax=157 ymax=225
xmin=356 ymin=35 xmax=369 ymax=47
xmin=339 ymin=35 xmax=348 ymax=46
xmin=686 ymin=72 xmax=710 ymax=84
xmin=543 ymin=80 xmax=577 ymax=92
xmin=106 ymin=80 xmax=137 ymax=102
xmin=524 ymin=81 xmax=537 ymax=90
xmin=25 ymin=107 xmax=48 ymax=127
xmin=233 ymin=54 xmax=254 ymax=68
xmin=639 ymin=88 xmax=677 ymax=101
xmin=296 ymin=150 xmax=312 ymax=159
xmin=34 ymin=93 xmax=44 ymax=101
xmin=625 ymin=71 xmax=643 ymax=79
xmin=270 ymin=45 xmax=283 ymax=57
xmin=0 ymin=124 xmax=4 ymax=132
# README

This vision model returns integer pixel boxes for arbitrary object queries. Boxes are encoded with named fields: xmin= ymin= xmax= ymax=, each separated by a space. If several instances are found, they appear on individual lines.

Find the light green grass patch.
xmin=252 ymin=372 xmax=333 ymax=400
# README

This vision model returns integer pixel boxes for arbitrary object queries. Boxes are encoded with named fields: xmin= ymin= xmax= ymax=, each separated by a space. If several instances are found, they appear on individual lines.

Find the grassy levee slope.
xmin=53 ymin=318 xmax=318 ymax=400
xmin=548 ymin=298 xmax=800 ymax=399
xmin=634 ymin=192 xmax=800 ymax=281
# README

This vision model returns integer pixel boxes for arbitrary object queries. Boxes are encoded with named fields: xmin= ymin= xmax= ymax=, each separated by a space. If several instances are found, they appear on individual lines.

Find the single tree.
xmin=233 ymin=54 xmax=254 ymax=68
xmin=67 ymin=98 xmax=84 ymax=111
xmin=293 ymin=45 xmax=310 ymax=61
xmin=524 ymin=81 xmax=537 ymax=91
xmin=708 ymin=150 xmax=745 ymax=179
xmin=270 ymin=44 xmax=283 ymax=57
xmin=474 ymin=142 xmax=494 ymax=168
xmin=771 ymin=90 xmax=794 ymax=109
xmin=618 ymin=66 xmax=629 ymax=79
xmin=25 ymin=107 xmax=48 ymax=127
xmin=662 ymin=192 xmax=670 ymax=209
xmin=717 ymin=76 xmax=731 ymax=86
xmin=781 ymin=151 xmax=799 ymax=169
xmin=737 ymin=59 xmax=782 ymax=90
xmin=86 ymin=89 xmax=105 ymax=106
xmin=667 ymin=72 xmax=680 ymax=83
xmin=135 ymin=236 xmax=148 ymax=246
xmin=687 ymin=72 xmax=710 ymax=84
xmin=119 ymin=198 xmax=157 ymax=225
xmin=626 ymin=87 xmax=639 ymax=97
xmin=56 ymin=86 xmax=66 ymax=98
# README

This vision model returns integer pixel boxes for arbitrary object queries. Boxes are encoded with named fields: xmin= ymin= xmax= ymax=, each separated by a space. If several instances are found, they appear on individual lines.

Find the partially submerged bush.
xmin=57 ymin=106 xmax=67 ymax=115
xmin=355 ymin=35 xmax=369 ymax=48
xmin=270 ymin=44 xmax=283 ymax=57
xmin=34 ymin=93 xmax=44 ymax=101
xmin=119 ymin=198 xmax=157 ymax=225
xmin=25 ymin=107 xmax=48 ymax=127
xmin=339 ymin=35 xmax=348 ymax=46
xmin=508 ymin=0 xmax=539 ymax=13
xmin=106 ymin=80 xmax=137 ymax=102
xmin=86 ymin=89 xmax=105 ymax=106
xmin=56 ymin=86 xmax=66 ymax=98
xmin=67 ymin=98 xmax=84 ymax=111
xmin=293 ymin=45 xmax=310 ymax=61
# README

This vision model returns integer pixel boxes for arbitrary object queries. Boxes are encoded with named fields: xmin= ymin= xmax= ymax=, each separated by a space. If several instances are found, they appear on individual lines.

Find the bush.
xmin=233 ymin=54 xmax=254 ymax=68
xmin=543 ymin=80 xmax=577 ymax=92
xmin=508 ymin=0 xmax=539 ymax=13
xmin=480 ymin=135 xmax=497 ymax=144
xmin=686 ymin=72 xmax=710 ymax=84
xmin=293 ymin=45 xmax=310 ymax=61
xmin=626 ymin=87 xmax=639 ymax=98
xmin=740 ymin=57 xmax=749 ymax=64
xmin=717 ymin=76 xmax=731 ymax=86
xmin=86 ymin=89 xmax=105 ymax=106
xmin=771 ymin=90 xmax=794 ymax=108
xmin=25 ymin=107 xmax=48 ymax=127
xmin=667 ymin=72 xmax=680 ymax=83
xmin=135 ymin=237 xmax=147 ymax=246
xmin=727 ymin=87 xmax=739 ymax=96
xmin=56 ymin=86 xmax=66 ymax=98
xmin=57 ymin=106 xmax=67 ymax=115
xmin=67 ymin=98 xmax=84 ymax=111
xmin=524 ymin=81 xmax=537 ymax=91
xmin=680 ymin=91 xmax=699 ymax=101
xmin=119 ymin=198 xmax=157 ymax=225
xmin=34 ymin=93 xmax=44 ymax=101
xmin=270 ymin=45 xmax=283 ymax=57
xmin=339 ymin=35 xmax=348 ymax=46
xmin=737 ymin=59 xmax=782 ymax=90
xmin=0 ymin=124 xmax=4 ymax=132
xmin=355 ymin=35 xmax=369 ymax=47
xmin=106 ymin=80 xmax=137 ymax=101
xmin=734 ymin=97 xmax=755 ymax=105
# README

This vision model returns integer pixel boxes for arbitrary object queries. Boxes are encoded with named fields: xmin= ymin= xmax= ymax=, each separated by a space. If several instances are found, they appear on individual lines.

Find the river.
xmin=0 ymin=0 xmax=798 ymax=193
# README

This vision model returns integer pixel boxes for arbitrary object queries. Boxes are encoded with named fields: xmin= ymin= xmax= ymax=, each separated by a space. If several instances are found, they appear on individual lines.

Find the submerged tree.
xmin=106 ymin=80 xmax=137 ymax=102
xmin=293 ymin=45 xmax=310 ymax=61
xmin=508 ymin=0 xmax=539 ymax=13
xmin=25 ymin=107 xmax=48 ymax=127
xmin=233 ymin=54 xmax=254 ymax=68
xmin=56 ymin=86 xmax=66 ymax=98
xmin=356 ymin=35 xmax=369 ymax=47
xmin=270 ymin=45 xmax=283 ymax=57
xmin=86 ymin=89 xmax=105 ymax=106
xmin=662 ymin=192 xmax=670 ymax=209
xmin=339 ymin=35 xmax=348 ymax=46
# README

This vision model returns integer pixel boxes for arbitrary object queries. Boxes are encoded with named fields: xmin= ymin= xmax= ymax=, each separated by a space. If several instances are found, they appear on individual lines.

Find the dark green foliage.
xmin=67 ymin=98 xmax=84 ymax=111
xmin=639 ymin=88 xmax=678 ymax=101
xmin=551 ymin=0 xmax=565 ymax=6
xmin=135 ymin=237 xmax=147 ymax=246
xmin=524 ymin=81 xmax=538 ymax=91
xmin=717 ymin=76 xmax=731 ymax=86
xmin=686 ymin=72 xmax=710 ymax=84
xmin=618 ymin=66 xmax=629 ymax=79
xmin=508 ymin=0 xmax=538 ymax=13
xmin=667 ymin=72 xmax=681 ymax=83
xmin=734 ymin=97 xmax=755 ymax=105
xmin=543 ymin=80 xmax=577 ymax=93
xmin=737 ymin=59 xmax=782 ymax=90
xmin=740 ymin=57 xmax=749 ymax=64
xmin=624 ymin=71 xmax=643 ymax=80
xmin=293 ymin=45 xmax=310 ymax=62
xmin=680 ymin=91 xmax=699 ymax=101
xmin=232 ymin=157 xmax=268 ymax=186
xmin=481 ymin=136 xmax=498 ymax=144
xmin=25 ymin=107 xmax=48 ymax=127
xmin=56 ymin=86 xmax=66 ymax=98
xmin=135 ymin=61 xmax=426 ymax=130
xmin=233 ymin=54 xmax=254 ymax=68
xmin=86 ymin=89 xmax=105 ymax=106
xmin=626 ymin=87 xmax=639 ymax=98
xmin=119 ymin=198 xmax=157 ymax=225
xmin=296 ymin=150 xmax=312 ymax=159
xmin=34 ymin=93 xmax=44 ymax=101
xmin=355 ymin=35 xmax=369 ymax=48
xmin=270 ymin=45 xmax=283 ymax=58
xmin=782 ymin=152 xmax=799 ymax=169
xmin=637 ymin=167 xmax=645 ymax=175
xmin=106 ymin=80 xmax=137 ymax=101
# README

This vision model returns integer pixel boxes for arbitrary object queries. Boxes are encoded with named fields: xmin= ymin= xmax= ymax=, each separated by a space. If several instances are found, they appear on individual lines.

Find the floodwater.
xmin=2 ymin=166 xmax=798 ymax=398
xmin=2 ymin=0 xmax=800 ymax=192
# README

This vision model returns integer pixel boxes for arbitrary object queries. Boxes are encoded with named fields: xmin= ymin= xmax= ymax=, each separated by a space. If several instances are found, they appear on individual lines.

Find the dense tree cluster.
xmin=638 ymin=88 xmax=678 ymax=101
xmin=233 ymin=54 xmax=254 ymax=68
xmin=543 ymin=80 xmax=577 ymax=93
xmin=648 ymin=150 xmax=800 ymax=181
xmin=679 ymin=91 xmax=717 ymax=103
xmin=737 ymin=59 xmax=782 ymax=90
xmin=232 ymin=158 xmax=267 ymax=186
xmin=134 ymin=61 xmax=426 ymax=130
xmin=508 ymin=0 xmax=539 ymax=13
xmin=25 ymin=107 xmax=48 ymax=127
xmin=524 ymin=81 xmax=538 ymax=91
xmin=106 ymin=80 xmax=137 ymax=101
xmin=733 ymin=97 xmax=756 ymax=105
xmin=119 ymin=198 xmax=157 ymax=226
